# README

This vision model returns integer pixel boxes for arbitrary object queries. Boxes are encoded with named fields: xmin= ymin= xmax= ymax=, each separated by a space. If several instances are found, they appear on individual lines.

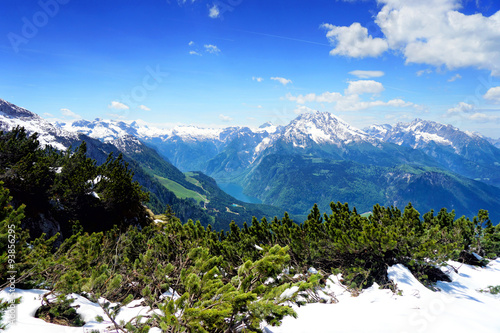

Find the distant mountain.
xmin=241 ymin=155 xmax=500 ymax=221
xmin=0 ymin=99 xmax=284 ymax=229
xmin=364 ymin=119 xmax=500 ymax=187
xmin=486 ymin=137 xmax=500 ymax=149
xmin=107 ymin=133 xmax=284 ymax=229
xmin=56 ymin=106 xmax=500 ymax=223
xmin=281 ymin=111 xmax=371 ymax=147
xmin=60 ymin=117 xmax=282 ymax=173
xmin=0 ymin=99 xmax=81 ymax=151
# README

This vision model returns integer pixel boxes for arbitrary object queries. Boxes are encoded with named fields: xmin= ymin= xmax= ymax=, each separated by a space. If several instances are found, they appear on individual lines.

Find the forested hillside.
xmin=1 ymin=179 xmax=499 ymax=331
xmin=0 ymin=127 xmax=151 ymax=241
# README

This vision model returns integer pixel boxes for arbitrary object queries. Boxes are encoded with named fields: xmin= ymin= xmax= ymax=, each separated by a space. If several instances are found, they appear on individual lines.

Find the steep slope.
xmin=60 ymin=117 xmax=282 ymax=173
xmin=0 ymin=99 xmax=79 ymax=150
xmin=37 ymin=105 xmax=500 ymax=224
xmin=258 ymin=112 xmax=438 ymax=169
xmin=108 ymin=134 xmax=285 ymax=228
xmin=242 ymin=154 xmax=500 ymax=222
xmin=487 ymin=136 xmax=500 ymax=149
xmin=365 ymin=119 xmax=500 ymax=187
xmin=1 ymin=99 xmax=286 ymax=229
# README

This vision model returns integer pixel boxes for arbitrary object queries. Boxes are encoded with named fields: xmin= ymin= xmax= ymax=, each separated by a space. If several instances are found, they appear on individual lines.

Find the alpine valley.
xmin=58 ymin=104 xmax=500 ymax=224
xmin=0 ymin=98 xmax=284 ymax=235
xmin=2 ymin=98 xmax=500 ymax=225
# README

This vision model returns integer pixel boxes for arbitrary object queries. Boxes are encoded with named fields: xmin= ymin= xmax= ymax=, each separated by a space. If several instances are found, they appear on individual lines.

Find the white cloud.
xmin=107 ymin=113 xmax=128 ymax=120
xmin=468 ymin=112 xmax=500 ymax=122
xmin=60 ymin=108 xmax=82 ymax=119
xmin=345 ymin=80 xmax=384 ymax=95
xmin=416 ymin=69 xmax=433 ymax=76
xmin=444 ymin=102 xmax=499 ymax=122
xmin=286 ymin=91 xmax=417 ymax=112
xmin=286 ymin=79 xmax=417 ymax=112
xmin=484 ymin=86 xmax=500 ymax=103
xmin=323 ymin=1 xmax=500 ymax=75
xmin=349 ymin=70 xmax=385 ymax=79
xmin=204 ymin=44 xmax=221 ymax=54
xmin=189 ymin=50 xmax=202 ymax=56
xmin=375 ymin=0 xmax=500 ymax=75
xmin=270 ymin=77 xmax=292 ymax=86
xmin=287 ymin=91 xmax=358 ymax=105
xmin=337 ymin=97 xmax=417 ymax=112
xmin=448 ymin=74 xmax=462 ymax=82
xmin=322 ymin=22 xmax=389 ymax=58
xmin=188 ymin=41 xmax=194 ymax=46
xmin=447 ymin=102 xmax=475 ymax=115
xmin=108 ymin=101 xmax=129 ymax=110
xmin=208 ymin=4 xmax=220 ymax=18
xmin=219 ymin=114 xmax=232 ymax=122
xmin=139 ymin=105 xmax=151 ymax=111
xmin=294 ymin=105 xmax=316 ymax=114
xmin=252 ymin=77 xmax=264 ymax=82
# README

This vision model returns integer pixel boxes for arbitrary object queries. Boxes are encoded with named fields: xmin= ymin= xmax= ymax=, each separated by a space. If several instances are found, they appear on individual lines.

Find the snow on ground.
xmin=0 ymin=289 xmax=161 ymax=333
xmin=2 ymin=259 xmax=500 ymax=333
xmin=265 ymin=259 xmax=500 ymax=333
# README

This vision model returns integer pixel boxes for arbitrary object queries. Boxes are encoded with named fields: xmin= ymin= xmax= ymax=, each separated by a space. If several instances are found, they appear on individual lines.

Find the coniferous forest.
xmin=1 ymin=127 xmax=500 ymax=332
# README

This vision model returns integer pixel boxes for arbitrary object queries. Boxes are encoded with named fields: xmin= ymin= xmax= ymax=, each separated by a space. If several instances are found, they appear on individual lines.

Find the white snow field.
xmin=2 ymin=259 xmax=500 ymax=333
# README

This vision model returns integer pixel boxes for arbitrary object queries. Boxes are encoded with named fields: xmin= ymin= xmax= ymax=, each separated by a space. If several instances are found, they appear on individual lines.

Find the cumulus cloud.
xmin=204 ymin=44 xmax=221 ymax=54
xmin=345 ymin=80 xmax=385 ymax=95
xmin=448 ymin=74 xmax=462 ymax=82
xmin=416 ymin=69 xmax=433 ymax=76
xmin=322 ymin=22 xmax=389 ymax=58
xmin=252 ymin=77 xmax=264 ymax=82
xmin=285 ymin=79 xmax=418 ymax=112
xmin=445 ymin=102 xmax=498 ymax=122
xmin=468 ymin=113 xmax=500 ymax=122
xmin=139 ymin=105 xmax=151 ymax=111
xmin=219 ymin=114 xmax=232 ymax=122
xmin=447 ymin=102 xmax=475 ymax=115
xmin=286 ymin=92 xmax=417 ymax=112
xmin=271 ymin=77 xmax=292 ymax=86
xmin=338 ymin=97 xmax=417 ymax=112
xmin=286 ymin=92 xmax=337 ymax=105
xmin=294 ymin=105 xmax=317 ymax=114
xmin=349 ymin=70 xmax=385 ymax=79
xmin=323 ymin=1 xmax=500 ymax=75
xmin=108 ymin=101 xmax=129 ymax=110
xmin=189 ymin=50 xmax=202 ymax=56
xmin=209 ymin=4 xmax=220 ymax=18
xmin=484 ymin=86 xmax=500 ymax=103
xmin=60 ymin=108 xmax=81 ymax=119
xmin=188 ymin=41 xmax=194 ymax=46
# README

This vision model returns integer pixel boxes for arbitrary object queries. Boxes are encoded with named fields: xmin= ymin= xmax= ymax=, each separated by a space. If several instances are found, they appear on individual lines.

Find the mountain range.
xmin=0 ymin=99 xmax=284 ymax=233
xmin=2 ymin=98 xmax=500 ymax=223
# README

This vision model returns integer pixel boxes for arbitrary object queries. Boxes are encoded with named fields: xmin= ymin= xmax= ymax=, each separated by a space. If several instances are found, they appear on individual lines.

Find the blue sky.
xmin=1 ymin=0 xmax=500 ymax=137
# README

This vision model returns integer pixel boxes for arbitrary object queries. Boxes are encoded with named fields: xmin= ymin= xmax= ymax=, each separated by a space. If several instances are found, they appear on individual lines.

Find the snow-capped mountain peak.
xmin=282 ymin=111 xmax=369 ymax=147
xmin=364 ymin=124 xmax=392 ymax=140
xmin=366 ymin=118 xmax=487 ymax=151
xmin=0 ymin=99 xmax=77 ymax=151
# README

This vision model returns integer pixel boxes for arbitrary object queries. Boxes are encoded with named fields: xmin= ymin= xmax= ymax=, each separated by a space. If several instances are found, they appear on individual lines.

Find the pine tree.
xmin=0 ymin=183 xmax=28 ymax=282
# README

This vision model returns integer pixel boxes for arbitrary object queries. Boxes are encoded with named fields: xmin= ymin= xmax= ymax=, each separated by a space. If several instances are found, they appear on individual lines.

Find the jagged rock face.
xmin=364 ymin=119 xmax=500 ymax=187
xmin=0 ymin=98 xmax=79 ymax=151
xmin=281 ymin=111 xmax=370 ymax=148
xmin=23 ymin=213 xmax=63 ymax=246
xmin=2 ymin=97 xmax=500 ymax=223
xmin=364 ymin=118 xmax=493 ymax=154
